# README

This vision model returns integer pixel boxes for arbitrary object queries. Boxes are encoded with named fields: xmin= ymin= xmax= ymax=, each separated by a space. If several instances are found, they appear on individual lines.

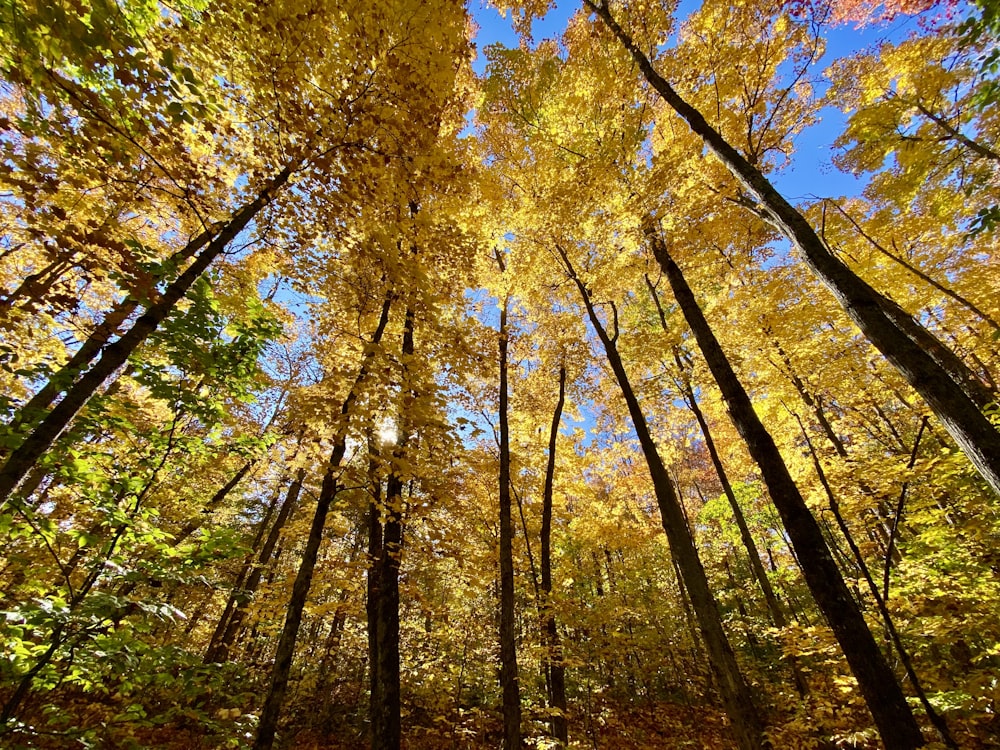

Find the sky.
xmin=465 ymin=0 xmax=936 ymax=202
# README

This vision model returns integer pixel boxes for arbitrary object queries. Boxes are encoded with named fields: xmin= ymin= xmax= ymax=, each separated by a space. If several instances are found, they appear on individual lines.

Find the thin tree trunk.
xmin=648 ymin=232 xmax=924 ymax=748
xmin=884 ymin=418 xmax=929 ymax=603
xmin=556 ymin=244 xmax=764 ymax=750
xmin=0 ymin=163 xmax=298 ymax=507
xmin=831 ymin=202 xmax=1000 ymax=333
xmin=680 ymin=369 xmax=787 ymax=625
xmin=541 ymin=365 xmax=568 ymax=746
xmin=674 ymin=355 xmax=813 ymax=695
xmin=370 ymin=306 xmax=414 ymax=750
xmin=670 ymin=556 xmax=706 ymax=683
xmin=793 ymin=415 xmax=956 ymax=749
xmin=171 ymin=459 xmax=255 ymax=546
xmin=765 ymin=336 xmax=849 ymax=457
xmin=646 ymin=274 xmax=808 ymax=692
xmin=498 ymin=285 xmax=523 ymax=750
xmin=367 ymin=450 xmax=383 ymax=733
xmin=252 ymin=294 xmax=393 ymax=750
xmin=640 ymin=281 xmax=787 ymax=624
xmin=588 ymin=0 xmax=1000 ymax=496
xmin=1 ymin=223 xmax=222 ymax=451
xmin=205 ymin=467 xmax=305 ymax=664
xmin=204 ymin=477 xmax=284 ymax=661
xmin=252 ymin=457 xmax=340 ymax=750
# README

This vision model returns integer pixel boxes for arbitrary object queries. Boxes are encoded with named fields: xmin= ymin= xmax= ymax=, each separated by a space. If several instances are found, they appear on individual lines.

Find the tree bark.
xmin=367 ymin=454 xmax=383 ymax=731
xmin=541 ymin=365 xmax=568 ymax=747
xmin=557 ymin=244 xmax=764 ymax=750
xmin=370 ymin=306 xmax=414 ymax=750
xmin=638 ymin=274 xmax=790 ymax=635
xmin=205 ymin=468 xmax=305 ymax=664
xmin=498 ymin=288 xmax=523 ymax=750
xmin=0 ymin=218 xmax=230 ymax=455
xmin=587 ymin=0 xmax=1000 ymax=496
xmin=649 ymin=233 xmax=924 ymax=749
xmin=672 ymin=347 xmax=805 ymax=695
xmin=793 ymin=415 xmax=956 ymax=749
xmin=172 ymin=459 xmax=256 ymax=546
xmin=0 ymin=163 xmax=298 ymax=507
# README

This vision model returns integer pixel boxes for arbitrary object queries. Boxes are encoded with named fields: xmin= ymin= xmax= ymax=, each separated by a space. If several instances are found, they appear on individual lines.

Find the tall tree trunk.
xmin=204 ymin=477 xmax=284 ymax=663
xmin=643 ymin=275 xmax=788 ymax=633
xmin=0 ymin=163 xmax=298 ymax=507
xmin=587 ymin=0 xmax=1000 ymax=496
xmin=172 ymin=459 xmax=256 ymax=546
xmin=556 ymin=244 xmax=764 ymax=750
xmin=0 ymin=216 xmax=231 ymax=453
xmin=648 ymin=233 xmax=924 ymax=749
xmin=370 ymin=306 xmax=414 ymax=750
xmin=366 ymin=455 xmax=383 ymax=734
xmin=884 ymin=417 xmax=929 ymax=603
xmin=498 ymin=287 xmax=523 ymax=750
xmin=678 ymin=364 xmax=787 ymax=627
xmin=666 ymin=348 xmax=811 ymax=695
xmin=793 ymin=415 xmax=956 ymax=749
xmin=541 ymin=365 xmax=568 ymax=746
xmin=205 ymin=468 xmax=305 ymax=664
xmin=646 ymin=258 xmax=810 ymax=692
xmin=2 ymin=298 xmax=138 ymax=452
xmin=252 ymin=294 xmax=393 ymax=750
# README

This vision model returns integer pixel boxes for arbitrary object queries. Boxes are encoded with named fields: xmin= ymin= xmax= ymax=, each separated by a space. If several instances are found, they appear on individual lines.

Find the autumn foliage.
xmin=0 ymin=0 xmax=999 ymax=749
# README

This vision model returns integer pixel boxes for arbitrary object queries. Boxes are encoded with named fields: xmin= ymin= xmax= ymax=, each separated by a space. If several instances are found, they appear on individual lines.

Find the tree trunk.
xmin=0 ymin=163 xmax=298 ymax=507
xmin=648 ymin=233 xmax=924 ymax=749
xmin=0 ymin=215 xmax=230 ymax=454
xmin=2 ymin=299 xmax=137 ymax=452
xmin=588 ymin=0 xmax=1000 ymax=496
xmin=205 ymin=468 xmax=305 ymax=664
xmin=643 ymin=262 xmax=814 ymax=694
xmin=793 ymin=415 xmax=956 ymax=749
xmin=367 ymin=458 xmax=383 ymax=733
xmin=252 ymin=294 xmax=392 ymax=750
xmin=667 ymin=349 xmax=811 ymax=695
xmin=204 ymin=478 xmax=283 ymax=663
xmin=370 ymin=306 xmax=414 ymax=750
xmin=639 ymin=274 xmax=789 ymax=633
xmin=498 ymin=289 xmax=523 ymax=750
xmin=172 ymin=459 xmax=256 ymax=546
xmin=556 ymin=244 xmax=764 ymax=750
xmin=541 ymin=365 xmax=568 ymax=747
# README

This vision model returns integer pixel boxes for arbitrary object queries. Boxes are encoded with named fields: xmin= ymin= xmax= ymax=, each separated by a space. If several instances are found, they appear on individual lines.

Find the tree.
xmin=496 ymin=251 xmax=524 ymax=750
xmin=585 ymin=0 xmax=1000 ymax=498
xmin=647 ymin=227 xmax=923 ymax=748
xmin=540 ymin=364 xmax=569 ymax=746
xmin=555 ymin=243 xmax=766 ymax=750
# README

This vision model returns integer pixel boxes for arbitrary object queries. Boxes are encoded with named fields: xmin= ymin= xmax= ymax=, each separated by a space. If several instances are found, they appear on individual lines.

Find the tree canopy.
xmin=0 ymin=1 xmax=999 ymax=748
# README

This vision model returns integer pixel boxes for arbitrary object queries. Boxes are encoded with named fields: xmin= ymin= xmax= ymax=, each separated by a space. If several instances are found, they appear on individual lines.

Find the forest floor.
xmin=11 ymin=695 xmax=999 ymax=749
xmin=287 ymin=703 xmax=740 ymax=750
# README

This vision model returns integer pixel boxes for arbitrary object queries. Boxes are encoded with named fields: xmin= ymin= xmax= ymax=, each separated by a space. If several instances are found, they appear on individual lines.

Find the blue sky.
xmin=466 ymin=0 xmax=935 ymax=202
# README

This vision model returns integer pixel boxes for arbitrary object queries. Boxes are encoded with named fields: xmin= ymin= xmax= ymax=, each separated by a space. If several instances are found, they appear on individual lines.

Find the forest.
xmin=0 ymin=0 xmax=998 ymax=747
